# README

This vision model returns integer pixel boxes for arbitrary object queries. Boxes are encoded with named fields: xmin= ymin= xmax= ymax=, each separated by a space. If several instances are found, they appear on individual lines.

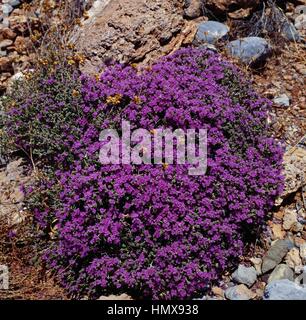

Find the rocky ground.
xmin=0 ymin=0 xmax=305 ymax=300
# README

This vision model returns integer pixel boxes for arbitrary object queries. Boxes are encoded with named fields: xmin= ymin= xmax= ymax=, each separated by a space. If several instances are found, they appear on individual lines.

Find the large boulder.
xmin=74 ymin=0 xmax=187 ymax=74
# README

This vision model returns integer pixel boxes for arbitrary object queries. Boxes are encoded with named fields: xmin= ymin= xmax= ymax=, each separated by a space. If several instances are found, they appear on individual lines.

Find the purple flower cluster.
xmin=24 ymin=48 xmax=285 ymax=299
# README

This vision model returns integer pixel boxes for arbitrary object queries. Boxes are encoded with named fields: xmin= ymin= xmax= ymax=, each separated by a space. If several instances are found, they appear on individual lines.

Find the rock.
xmin=184 ymin=0 xmax=202 ymax=19
xmin=286 ymin=248 xmax=302 ymax=268
xmin=264 ymin=280 xmax=306 ymax=300
xmin=1 ymin=4 xmax=14 ymax=15
xmin=75 ymin=0 xmax=185 ymax=74
xmin=225 ymin=284 xmax=256 ymax=300
xmin=262 ymin=240 xmax=292 ymax=274
xmin=294 ymin=237 xmax=306 ymax=248
xmin=283 ymin=208 xmax=298 ymax=231
xmin=205 ymin=0 xmax=260 ymax=15
xmin=0 ymin=56 xmax=13 ymax=73
xmin=98 ymin=293 xmax=132 ymax=300
xmin=0 ymin=39 xmax=13 ymax=49
xmin=232 ymin=265 xmax=257 ymax=287
xmin=273 ymin=94 xmax=290 ymax=107
xmin=0 ymin=27 xmax=17 ymax=41
xmin=271 ymin=223 xmax=286 ymax=240
xmin=268 ymin=264 xmax=294 ymax=283
xmin=9 ymin=0 xmax=21 ymax=7
xmin=295 ymin=5 xmax=306 ymax=15
xmin=292 ymin=222 xmax=304 ymax=233
xmin=295 ymin=14 xmax=306 ymax=30
xmin=282 ymin=22 xmax=301 ymax=42
xmin=226 ymin=37 xmax=271 ymax=66
xmin=276 ymin=147 xmax=306 ymax=206
xmin=211 ymin=286 xmax=225 ymax=298
xmin=250 ymin=257 xmax=262 ymax=275
xmin=299 ymin=243 xmax=306 ymax=264
xmin=194 ymin=21 xmax=229 ymax=45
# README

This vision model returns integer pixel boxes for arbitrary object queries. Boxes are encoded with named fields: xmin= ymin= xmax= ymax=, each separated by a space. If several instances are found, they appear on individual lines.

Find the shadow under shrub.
xmin=7 ymin=48 xmax=284 ymax=299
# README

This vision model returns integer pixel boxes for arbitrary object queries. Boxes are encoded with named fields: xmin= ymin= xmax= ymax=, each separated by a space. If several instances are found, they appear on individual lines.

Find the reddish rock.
xmin=205 ymin=0 xmax=260 ymax=14
xmin=0 ymin=57 xmax=13 ymax=73
xmin=75 ymin=0 xmax=185 ymax=74
xmin=0 ymin=28 xmax=17 ymax=41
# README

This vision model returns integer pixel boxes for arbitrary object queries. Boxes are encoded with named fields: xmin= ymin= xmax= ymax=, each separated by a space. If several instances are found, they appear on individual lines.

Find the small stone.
xmin=294 ymin=237 xmax=306 ymax=248
xmin=286 ymin=248 xmax=302 ymax=269
xmin=9 ymin=0 xmax=21 ymax=7
xmin=232 ymin=264 xmax=257 ymax=287
xmin=273 ymin=94 xmax=290 ymax=107
xmin=264 ymin=280 xmax=306 ymax=300
xmin=225 ymin=284 xmax=256 ymax=300
xmin=98 ymin=293 xmax=132 ymax=300
xmin=226 ymin=37 xmax=271 ymax=66
xmin=283 ymin=208 xmax=298 ymax=231
xmin=184 ymin=0 xmax=202 ymax=19
xmin=268 ymin=264 xmax=294 ymax=283
xmin=250 ymin=257 xmax=262 ymax=275
xmin=282 ymin=21 xmax=301 ymax=42
xmin=276 ymin=147 xmax=306 ymax=206
xmin=211 ymin=286 xmax=224 ymax=298
xmin=292 ymin=222 xmax=304 ymax=233
xmin=0 ymin=27 xmax=16 ymax=41
xmin=262 ymin=240 xmax=291 ymax=274
xmin=0 ymin=56 xmax=13 ymax=73
xmin=1 ymin=4 xmax=14 ymax=15
xmin=0 ymin=39 xmax=13 ymax=49
xmin=295 ymin=5 xmax=306 ymax=15
xmin=194 ymin=21 xmax=229 ymax=45
xmin=274 ymin=210 xmax=285 ymax=220
xmin=271 ymin=223 xmax=286 ymax=240
xmin=300 ymin=243 xmax=306 ymax=264
xmin=295 ymin=14 xmax=306 ymax=30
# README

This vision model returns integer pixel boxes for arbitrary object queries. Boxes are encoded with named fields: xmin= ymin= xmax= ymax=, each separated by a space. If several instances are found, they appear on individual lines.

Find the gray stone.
xmin=268 ymin=264 xmax=294 ymax=283
xmin=295 ymin=5 xmax=306 ymax=15
xmin=295 ymin=14 xmax=306 ymax=31
xmin=282 ymin=22 xmax=301 ymax=42
xmin=194 ymin=21 xmax=229 ymax=44
xmin=264 ymin=280 xmax=306 ymax=300
xmin=1 ymin=4 xmax=14 ymax=15
xmin=226 ymin=37 xmax=271 ymax=65
xmin=232 ymin=265 xmax=257 ymax=287
xmin=225 ymin=285 xmax=256 ymax=300
xmin=262 ymin=240 xmax=292 ymax=274
xmin=9 ymin=0 xmax=21 ymax=7
xmin=273 ymin=94 xmax=290 ymax=107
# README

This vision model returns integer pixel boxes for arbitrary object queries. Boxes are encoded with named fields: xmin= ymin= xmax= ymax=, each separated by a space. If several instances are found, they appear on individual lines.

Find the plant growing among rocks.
xmin=4 ymin=47 xmax=284 ymax=299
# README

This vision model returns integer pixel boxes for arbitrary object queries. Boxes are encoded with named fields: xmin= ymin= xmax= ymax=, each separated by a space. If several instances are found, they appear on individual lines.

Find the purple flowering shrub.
xmin=8 ymin=48 xmax=284 ymax=299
